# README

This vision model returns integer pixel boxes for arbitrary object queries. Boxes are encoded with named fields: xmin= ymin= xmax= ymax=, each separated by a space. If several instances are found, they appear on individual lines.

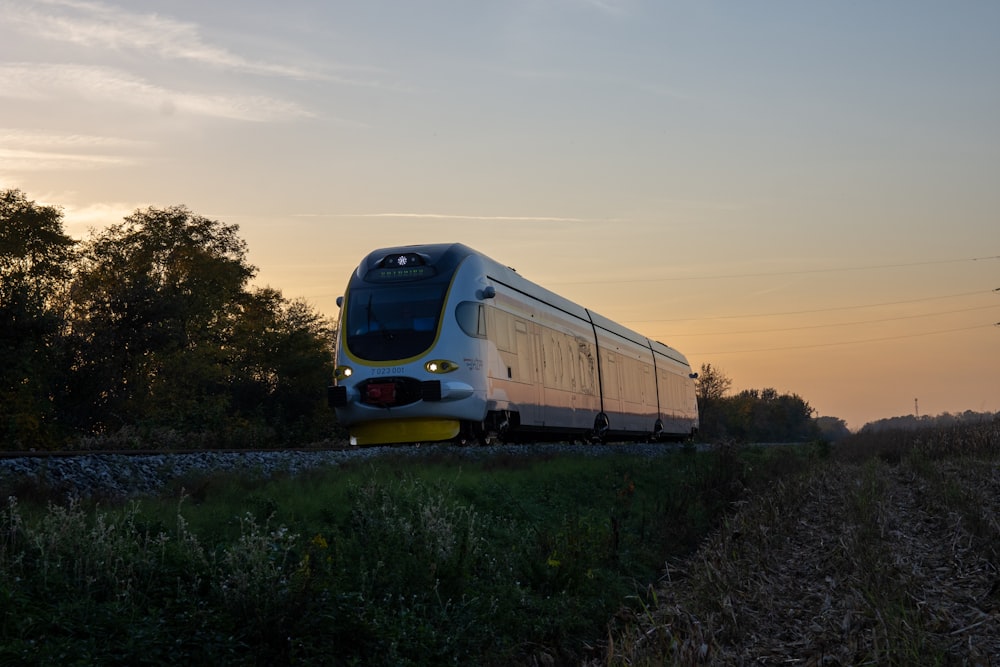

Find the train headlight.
xmin=425 ymin=359 xmax=459 ymax=374
xmin=335 ymin=365 xmax=354 ymax=380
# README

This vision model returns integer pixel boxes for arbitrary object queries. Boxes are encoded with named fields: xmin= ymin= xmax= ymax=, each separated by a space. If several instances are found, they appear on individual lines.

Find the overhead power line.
xmin=548 ymin=255 xmax=999 ymax=286
xmin=687 ymin=323 xmax=995 ymax=356
xmin=624 ymin=289 xmax=992 ymax=324
xmin=651 ymin=304 xmax=998 ymax=337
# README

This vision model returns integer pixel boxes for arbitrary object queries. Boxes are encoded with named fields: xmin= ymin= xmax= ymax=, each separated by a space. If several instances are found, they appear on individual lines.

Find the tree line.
xmin=3 ymin=188 xmax=846 ymax=450
xmin=694 ymin=363 xmax=845 ymax=442
xmin=1 ymin=189 xmax=337 ymax=449
xmin=860 ymin=410 xmax=999 ymax=434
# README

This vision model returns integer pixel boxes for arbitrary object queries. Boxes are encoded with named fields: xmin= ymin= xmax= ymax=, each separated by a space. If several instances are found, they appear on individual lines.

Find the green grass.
xmin=0 ymin=443 xmax=814 ymax=666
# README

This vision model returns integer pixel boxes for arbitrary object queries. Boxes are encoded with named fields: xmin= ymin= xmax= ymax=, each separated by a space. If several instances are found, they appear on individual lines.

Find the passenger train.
xmin=328 ymin=243 xmax=699 ymax=445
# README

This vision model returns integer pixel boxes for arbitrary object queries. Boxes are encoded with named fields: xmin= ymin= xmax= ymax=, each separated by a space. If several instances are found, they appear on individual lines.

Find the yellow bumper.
xmin=349 ymin=418 xmax=461 ymax=445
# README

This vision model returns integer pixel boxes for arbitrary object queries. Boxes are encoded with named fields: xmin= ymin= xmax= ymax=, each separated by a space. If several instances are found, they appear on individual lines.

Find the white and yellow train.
xmin=328 ymin=243 xmax=699 ymax=445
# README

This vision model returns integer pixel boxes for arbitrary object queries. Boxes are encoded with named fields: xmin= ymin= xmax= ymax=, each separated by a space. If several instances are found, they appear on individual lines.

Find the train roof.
xmin=355 ymin=243 xmax=691 ymax=367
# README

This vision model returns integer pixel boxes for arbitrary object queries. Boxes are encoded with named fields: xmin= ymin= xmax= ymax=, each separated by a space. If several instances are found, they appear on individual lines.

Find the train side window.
xmin=491 ymin=310 xmax=511 ymax=351
xmin=603 ymin=352 xmax=620 ymax=400
xmin=455 ymin=301 xmax=487 ymax=339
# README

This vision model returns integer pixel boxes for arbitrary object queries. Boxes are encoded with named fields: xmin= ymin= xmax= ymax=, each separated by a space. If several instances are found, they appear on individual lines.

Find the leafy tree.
xmin=861 ymin=410 xmax=999 ymax=433
xmin=694 ymin=363 xmax=732 ymax=439
xmin=816 ymin=416 xmax=851 ymax=441
xmin=0 ymin=190 xmax=75 ymax=293
xmin=695 ymin=363 xmax=732 ymax=402
xmin=66 ymin=205 xmax=256 ymax=435
xmin=694 ymin=362 xmax=823 ymax=442
xmin=0 ymin=189 xmax=76 ymax=447
xmin=714 ymin=387 xmax=818 ymax=442
xmin=229 ymin=287 xmax=336 ymax=442
xmin=1 ymin=193 xmax=338 ymax=448
xmin=62 ymin=204 xmax=337 ymax=445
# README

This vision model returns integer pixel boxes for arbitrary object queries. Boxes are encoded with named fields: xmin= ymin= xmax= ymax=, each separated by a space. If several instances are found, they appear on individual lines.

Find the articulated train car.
xmin=328 ymin=243 xmax=699 ymax=445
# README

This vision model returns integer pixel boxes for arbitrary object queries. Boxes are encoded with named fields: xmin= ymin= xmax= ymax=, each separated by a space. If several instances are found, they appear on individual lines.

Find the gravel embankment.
xmin=0 ymin=442 xmax=683 ymax=500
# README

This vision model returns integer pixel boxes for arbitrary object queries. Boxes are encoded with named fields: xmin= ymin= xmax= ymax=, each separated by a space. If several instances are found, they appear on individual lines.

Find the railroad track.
xmin=0 ymin=441 xmax=694 ymax=501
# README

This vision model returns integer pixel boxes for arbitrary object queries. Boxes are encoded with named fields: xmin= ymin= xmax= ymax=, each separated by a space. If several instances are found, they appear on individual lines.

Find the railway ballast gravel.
xmin=0 ymin=442 xmax=684 ymax=501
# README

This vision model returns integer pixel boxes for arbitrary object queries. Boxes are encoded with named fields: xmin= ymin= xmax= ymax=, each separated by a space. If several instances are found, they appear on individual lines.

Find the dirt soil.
xmin=600 ymin=458 xmax=1000 ymax=666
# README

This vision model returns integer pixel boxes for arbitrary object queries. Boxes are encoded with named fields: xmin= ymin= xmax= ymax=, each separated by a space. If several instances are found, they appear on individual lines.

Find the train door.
xmin=486 ymin=306 xmax=543 ymax=428
xmin=512 ymin=317 xmax=542 ymax=427
xmin=642 ymin=363 xmax=656 ymax=413
xmin=514 ymin=320 xmax=532 ymax=383
xmin=601 ymin=350 xmax=621 ymax=428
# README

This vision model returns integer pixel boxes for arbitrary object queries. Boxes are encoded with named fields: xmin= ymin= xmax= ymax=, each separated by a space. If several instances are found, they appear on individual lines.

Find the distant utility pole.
xmin=915 ymin=398 xmax=919 ymax=419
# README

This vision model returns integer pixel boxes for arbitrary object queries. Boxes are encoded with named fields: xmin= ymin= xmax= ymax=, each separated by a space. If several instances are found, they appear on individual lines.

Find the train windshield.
xmin=344 ymin=284 xmax=448 ymax=361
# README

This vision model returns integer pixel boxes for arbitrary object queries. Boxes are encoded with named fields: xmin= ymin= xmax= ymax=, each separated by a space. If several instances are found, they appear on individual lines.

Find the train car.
xmin=328 ymin=243 xmax=699 ymax=445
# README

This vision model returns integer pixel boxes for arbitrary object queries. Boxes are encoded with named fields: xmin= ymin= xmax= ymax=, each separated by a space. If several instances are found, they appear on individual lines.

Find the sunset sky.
xmin=2 ymin=0 xmax=998 ymax=430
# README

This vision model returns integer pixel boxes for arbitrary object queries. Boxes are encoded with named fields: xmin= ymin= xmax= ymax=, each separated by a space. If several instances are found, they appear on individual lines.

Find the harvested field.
xmin=601 ymin=454 xmax=1000 ymax=665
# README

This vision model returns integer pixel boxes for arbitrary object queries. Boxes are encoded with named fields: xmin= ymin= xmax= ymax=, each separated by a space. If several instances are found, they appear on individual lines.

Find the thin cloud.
xmin=0 ymin=63 xmax=314 ymax=121
xmin=0 ymin=128 xmax=150 ymax=150
xmin=6 ymin=0 xmax=397 ymax=89
xmin=296 ymin=212 xmax=620 ymax=223
xmin=0 ymin=129 xmax=148 ymax=172
xmin=7 ymin=0 xmax=321 ymax=80
xmin=0 ymin=148 xmax=135 ymax=171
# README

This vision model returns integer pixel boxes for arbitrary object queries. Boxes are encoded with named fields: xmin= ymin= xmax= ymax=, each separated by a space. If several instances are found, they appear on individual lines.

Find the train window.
xmin=344 ymin=284 xmax=448 ymax=361
xmin=455 ymin=301 xmax=486 ymax=339
xmin=603 ymin=352 xmax=620 ymax=400
xmin=492 ymin=309 xmax=515 ymax=352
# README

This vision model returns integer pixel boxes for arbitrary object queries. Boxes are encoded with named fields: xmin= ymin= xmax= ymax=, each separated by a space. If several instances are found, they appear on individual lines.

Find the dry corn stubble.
xmin=601 ymin=446 xmax=1000 ymax=666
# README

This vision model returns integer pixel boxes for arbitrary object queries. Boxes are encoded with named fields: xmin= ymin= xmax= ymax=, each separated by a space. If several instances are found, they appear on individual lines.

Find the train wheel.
xmin=457 ymin=420 xmax=499 ymax=446
xmin=591 ymin=412 xmax=610 ymax=444
xmin=651 ymin=419 xmax=665 ymax=442
xmin=458 ymin=422 xmax=477 ymax=446
xmin=480 ymin=410 xmax=513 ymax=446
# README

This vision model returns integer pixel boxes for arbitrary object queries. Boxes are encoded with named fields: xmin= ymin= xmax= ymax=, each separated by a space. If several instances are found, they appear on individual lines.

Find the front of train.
xmin=328 ymin=243 xmax=492 ymax=445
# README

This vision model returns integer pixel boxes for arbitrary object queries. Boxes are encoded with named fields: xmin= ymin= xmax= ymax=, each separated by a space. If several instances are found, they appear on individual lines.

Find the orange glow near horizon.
xmin=3 ymin=1 xmax=998 ymax=430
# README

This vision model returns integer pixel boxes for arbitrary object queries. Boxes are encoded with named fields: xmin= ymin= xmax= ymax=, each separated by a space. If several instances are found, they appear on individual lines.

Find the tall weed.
xmin=1 ymin=445 xmax=804 ymax=665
